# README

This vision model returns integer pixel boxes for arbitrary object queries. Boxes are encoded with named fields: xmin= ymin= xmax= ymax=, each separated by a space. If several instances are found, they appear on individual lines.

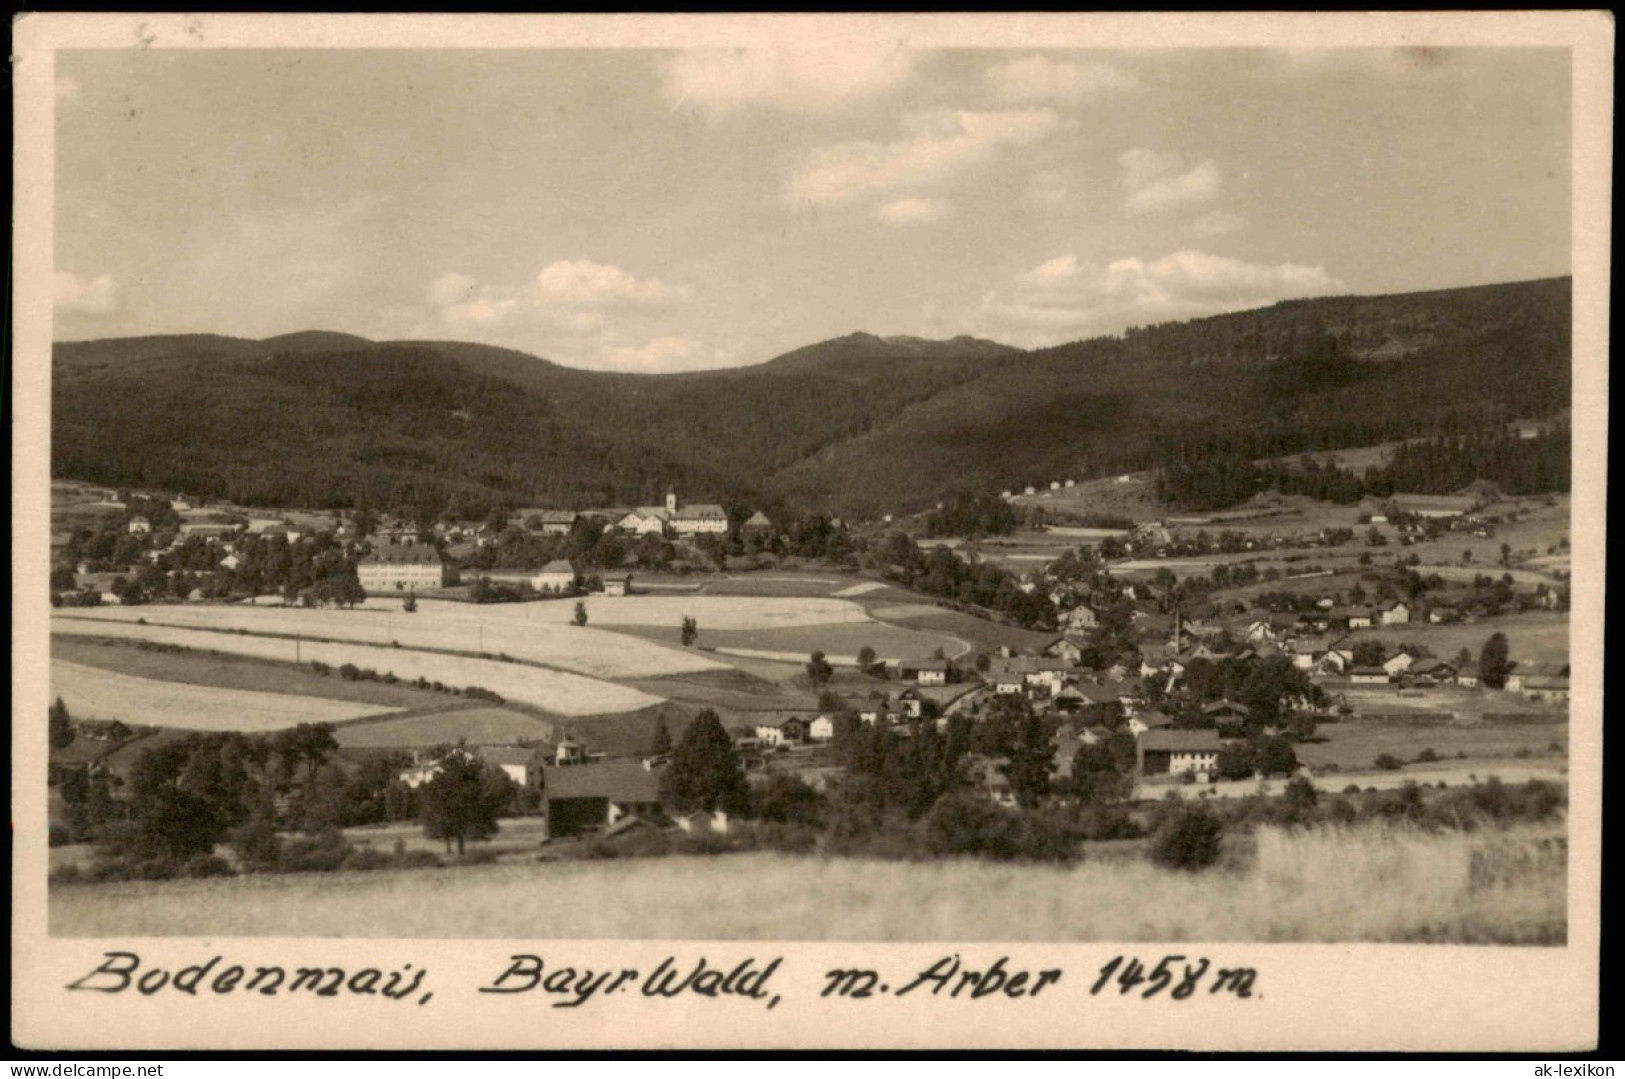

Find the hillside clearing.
xmin=50 ymin=660 xmax=402 ymax=732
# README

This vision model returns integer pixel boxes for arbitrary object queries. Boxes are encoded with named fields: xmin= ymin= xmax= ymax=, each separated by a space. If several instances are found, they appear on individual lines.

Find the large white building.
xmin=616 ymin=491 xmax=729 ymax=538
xmin=358 ymin=542 xmax=450 ymax=593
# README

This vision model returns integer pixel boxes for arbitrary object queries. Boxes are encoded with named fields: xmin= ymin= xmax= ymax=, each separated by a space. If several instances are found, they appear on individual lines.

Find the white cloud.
xmin=1118 ymin=148 xmax=1178 ymax=190
xmin=663 ymin=43 xmax=915 ymax=116
xmin=597 ymin=336 xmax=715 ymax=373
xmin=54 ymin=271 xmax=119 ymax=315
xmin=1120 ymin=150 xmax=1222 ymax=215
xmin=968 ymin=248 xmax=1343 ymax=346
xmin=986 ymin=56 xmax=1138 ymax=105
xmin=1187 ymin=210 xmax=1246 ymax=238
xmin=423 ymin=272 xmax=522 ymax=329
xmin=787 ymin=108 xmax=1069 ymax=208
xmin=874 ymin=197 xmax=952 ymax=225
xmin=426 ymin=272 xmax=480 ymax=307
xmin=534 ymin=260 xmax=692 ymax=306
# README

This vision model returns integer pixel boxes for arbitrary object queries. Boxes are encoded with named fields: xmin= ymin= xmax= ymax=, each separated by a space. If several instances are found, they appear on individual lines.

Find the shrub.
xmin=455 ymin=848 xmax=500 ymax=866
xmin=341 ymin=847 xmax=394 ymax=872
xmin=182 ymin=854 xmax=235 ymax=879
xmin=277 ymin=829 xmax=351 ymax=873
xmin=1373 ymin=753 xmax=1405 ymax=771
xmin=1076 ymin=805 xmax=1144 ymax=841
xmin=916 ymin=794 xmax=1080 ymax=863
xmin=310 ymin=661 xmax=332 ymax=676
xmin=339 ymin=663 xmax=361 ymax=682
xmin=1149 ymin=804 xmax=1225 ymax=872
xmin=394 ymin=850 xmax=443 ymax=870
xmin=49 ymin=863 xmax=86 ymax=885
xmin=1416 ymin=748 xmax=1441 ymax=763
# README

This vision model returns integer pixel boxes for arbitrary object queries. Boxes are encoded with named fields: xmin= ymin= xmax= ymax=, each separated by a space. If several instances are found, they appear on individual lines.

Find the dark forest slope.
xmin=53 ymin=277 xmax=1570 ymax=519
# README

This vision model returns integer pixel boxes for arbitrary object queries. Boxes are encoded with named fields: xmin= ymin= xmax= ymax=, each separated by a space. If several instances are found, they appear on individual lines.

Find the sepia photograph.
xmin=11 ymin=12 xmax=1608 ymax=1053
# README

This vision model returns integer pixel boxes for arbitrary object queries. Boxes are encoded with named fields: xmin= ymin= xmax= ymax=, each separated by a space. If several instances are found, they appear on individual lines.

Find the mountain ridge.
xmin=53 ymin=276 xmax=1571 ymax=520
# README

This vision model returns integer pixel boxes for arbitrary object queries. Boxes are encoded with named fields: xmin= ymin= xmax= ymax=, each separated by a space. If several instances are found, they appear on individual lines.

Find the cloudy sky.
xmin=54 ymin=45 xmax=1571 ymax=370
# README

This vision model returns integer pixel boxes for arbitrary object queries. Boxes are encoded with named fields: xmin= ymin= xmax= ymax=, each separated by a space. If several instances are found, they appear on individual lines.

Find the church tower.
xmin=665 ymin=489 xmax=678 ymax=516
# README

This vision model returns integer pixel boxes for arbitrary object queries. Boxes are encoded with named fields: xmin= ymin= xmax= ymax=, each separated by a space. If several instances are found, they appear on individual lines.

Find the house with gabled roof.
xmin=1137 ymin=729 xmax=1224 ymax=777
xmin=544 ymin=759 xmax=666 ymax=839
xmin=531 ymin=559 xmax=579 ymax=593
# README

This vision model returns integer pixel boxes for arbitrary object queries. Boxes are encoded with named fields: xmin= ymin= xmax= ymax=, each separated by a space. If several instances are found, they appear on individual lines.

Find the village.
xmin=47 ymin=469 xmax=1570 ymax=875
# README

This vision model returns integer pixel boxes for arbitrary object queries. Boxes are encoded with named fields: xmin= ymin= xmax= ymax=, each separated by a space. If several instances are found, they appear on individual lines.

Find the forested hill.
xmin=53 ymin=276 xmax=1570 ymax=520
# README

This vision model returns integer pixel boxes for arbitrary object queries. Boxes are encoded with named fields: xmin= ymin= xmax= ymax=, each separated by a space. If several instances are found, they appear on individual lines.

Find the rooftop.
xmin=546 ymin=760 xmax=664 ymax=803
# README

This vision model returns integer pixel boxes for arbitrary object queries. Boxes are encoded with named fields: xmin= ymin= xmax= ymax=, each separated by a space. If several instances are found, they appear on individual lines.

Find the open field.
xmin=581 ymin=594 xmax=866 ymax=630
xmin=51 ymin=618 xmax=660 ymax=717
xmin=53 ymin=599 xmax=725 ymax=680
xmin=51 ymin=659 xmax=402 ymax=732
xmin=701 ymin=575 xmax=853 ymax=597
xmin=49 ymin=823 xmax=1564 ymax=943
xmin=52 ymin=636 xmax=478 ymax=713
xmin=1295 ymin=718 xmax=1567 ymax=774
xmin=876 ymin=610 xmax=1058 ymax=655
xmin=334 ymin=707 xmax=557 ymax=748
xmin=625 ymin=669 xmax=817 ymax=714
xmin=684 ymin=622 xmax=969 ymax=664
xmin=1347 ymin=613 xmax=1569 ymax=670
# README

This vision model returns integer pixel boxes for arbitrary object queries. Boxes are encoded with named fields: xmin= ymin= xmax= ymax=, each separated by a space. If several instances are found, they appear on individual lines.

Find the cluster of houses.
xmin=395 ymin=744 xmax=727 ymax=842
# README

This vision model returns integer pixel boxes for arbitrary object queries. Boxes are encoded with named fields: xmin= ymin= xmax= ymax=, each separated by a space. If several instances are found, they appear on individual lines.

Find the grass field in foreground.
xmin=50 ymin=823 xmax=1562 ymax=943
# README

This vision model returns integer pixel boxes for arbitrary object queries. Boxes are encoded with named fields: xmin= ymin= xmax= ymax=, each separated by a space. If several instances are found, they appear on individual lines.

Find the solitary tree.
xmin=680 ymin=616 xmax=698 ymax=646
xmin=1478 ymin=632 xmax=1512 ymax=689
xmin=49 ymin=697 xmax=75 ymax=751
xmin=659 ymin=710 xmax=750 ymax=815
xmin=650 ymin=716 xmax=673 ymax=756
xmin=856 ymin=645 xmax=877 ymax=672
xmin=419 ymin=748 xmax=511 ymax=855
xmin=572 ymin=601 xmax=588 ymax=627
xmin=806 ymin=650 xmax=834 ymax=688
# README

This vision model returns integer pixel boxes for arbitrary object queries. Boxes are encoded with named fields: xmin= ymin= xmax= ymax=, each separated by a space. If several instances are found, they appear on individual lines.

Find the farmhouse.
xmin=127 ymin=516 xmax=151 ymax=534
xmin=1349 ymin=666 xmax=1390 ymax=684
xmin=1137 ymin=729 xmax=1223 ymax=777
xmin=1380 ymin=601 xmax=1412 ymax=626
xmin=1038 ymin=635 xmax=1088 ymax=664
xmin=1382 ymin=651 xmax=1415 ymax=676
xmin=476 ymin=746 xmax=549 ymax=792
xmin=1127 ymin=709 xmax=1173 ymax=736
xmin=740 ymin=511 xmax=773 ymax=536
xmin=899 ymin=659 xmax=949 ymax=685
xmin=809 ymin=714 xmax=837 ymax=742
xmin=1522 ymin=676 xmax=1570 ymax=702
xmin=601 ymin=574 xmax=632 ymax=597
xmin=359 ymin=543 xmax=451 ymax=593
xmin=543 ymin=760 xmax=666 ymax=839
xmin=531 ymin=559 xmax=579 ymax=594
xmin=1061 ymin=605 xmax=1099 ymax=630
xmin=750 ymin=713 xmax=810 ymax=747
xmin=532 ymin=510 xmax=579 ymax=536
